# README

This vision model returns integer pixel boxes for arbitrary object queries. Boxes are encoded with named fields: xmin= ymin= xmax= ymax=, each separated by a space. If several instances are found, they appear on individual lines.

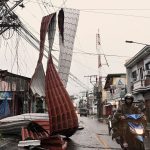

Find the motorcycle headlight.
xmin=135 ymin=128 xmax=144 ymax=135
xmin=129 ymin=127 xmax=144 ymax=135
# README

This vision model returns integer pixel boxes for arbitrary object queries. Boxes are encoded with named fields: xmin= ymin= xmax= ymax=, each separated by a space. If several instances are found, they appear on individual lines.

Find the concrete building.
xmin=103 ymin=73 xmax=127 ymax=116
xmin=125 ymin=45 xmax=150 ymax=122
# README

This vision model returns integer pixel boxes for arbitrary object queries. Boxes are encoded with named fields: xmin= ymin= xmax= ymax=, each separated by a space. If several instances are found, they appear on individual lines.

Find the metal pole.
xmin=96 ymin=29 xmax=102 ymax=119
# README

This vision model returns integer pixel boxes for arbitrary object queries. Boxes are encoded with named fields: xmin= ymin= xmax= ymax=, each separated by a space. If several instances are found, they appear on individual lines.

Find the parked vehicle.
xmin=114 ymin=114 xmax=145 ymax=150
xmin=79 ymin=108 xmax=88 ymax=117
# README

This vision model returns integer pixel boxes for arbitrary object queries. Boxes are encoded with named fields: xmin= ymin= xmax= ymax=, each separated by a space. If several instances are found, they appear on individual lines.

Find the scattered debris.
xmin=18 ymin=140 xmax=41 ymax=147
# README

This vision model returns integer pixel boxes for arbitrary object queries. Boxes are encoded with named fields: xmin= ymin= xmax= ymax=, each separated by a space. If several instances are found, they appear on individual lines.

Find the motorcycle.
xmin=114 ymin=114 xmax=145 ymax=150
xmin=107 ymin=117 xmax=112 ymax=135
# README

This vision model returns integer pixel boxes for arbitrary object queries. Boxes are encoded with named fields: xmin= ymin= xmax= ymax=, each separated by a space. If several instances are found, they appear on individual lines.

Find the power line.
xmin=80 ymin=8 xmax=150 ymax=11
xmin=41 ymin=0 xmax=51 ymax=14
xmin=52 ymin=49 xmax=130 ymax=58
xmin=16 ymin=24 xmax=89 ymax=90
xmin=29 ymin=1 xmax=150 ymax=11
xmin=28 ymin=2 xmax=150 ymax=19
xmin=80 ymin=10 xmax=150 ymax=19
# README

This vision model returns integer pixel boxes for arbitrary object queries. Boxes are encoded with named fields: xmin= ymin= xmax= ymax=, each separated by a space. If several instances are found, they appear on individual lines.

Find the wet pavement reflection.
xmin=3 ymin=116 xmax=150 ymax=149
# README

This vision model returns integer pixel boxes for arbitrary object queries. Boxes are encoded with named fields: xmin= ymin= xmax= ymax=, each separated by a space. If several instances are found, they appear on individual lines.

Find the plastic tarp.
xmin=0 ymin=97 xmax=10 ymax=118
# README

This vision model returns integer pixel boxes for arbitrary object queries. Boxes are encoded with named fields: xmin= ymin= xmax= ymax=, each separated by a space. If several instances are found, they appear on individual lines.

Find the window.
xmin=139 ymin=67 xmax=143 ymax=79
xmin=132 ymin=71 xmax=137 ymax=81
xmin=145 ymin=62 xmax=150 ymax=70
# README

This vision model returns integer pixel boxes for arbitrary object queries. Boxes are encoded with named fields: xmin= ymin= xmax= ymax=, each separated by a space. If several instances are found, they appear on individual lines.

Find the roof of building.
xmin=125 ymin=45 xmax=150 ymax=68
xmin=0 ymin=70 xmax=31 ymax=80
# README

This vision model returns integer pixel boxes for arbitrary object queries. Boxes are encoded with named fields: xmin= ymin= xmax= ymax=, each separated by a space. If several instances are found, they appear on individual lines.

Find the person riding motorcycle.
xmin=112 ymin=93 xmax=146 ymax=147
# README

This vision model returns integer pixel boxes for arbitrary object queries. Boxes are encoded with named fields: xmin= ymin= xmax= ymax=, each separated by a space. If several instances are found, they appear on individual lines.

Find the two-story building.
xmin=103 ymin=73 xmax=127 ymax=116
xmin=125 ymin=45 xmax=150 ymax=122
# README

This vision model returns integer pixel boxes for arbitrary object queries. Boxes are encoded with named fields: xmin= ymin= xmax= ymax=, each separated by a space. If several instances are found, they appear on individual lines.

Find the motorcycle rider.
xmin=112 ymin=93 xmax=145 ymax=147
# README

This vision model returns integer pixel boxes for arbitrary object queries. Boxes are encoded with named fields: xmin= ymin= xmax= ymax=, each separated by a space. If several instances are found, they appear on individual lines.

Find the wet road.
xmin=67 ymin=115 xmax=121 ymax=150
xmin=1 ymin=115 xmax=150 ymax=150
xmin=0 ymin=115 xmax=121 ymax=150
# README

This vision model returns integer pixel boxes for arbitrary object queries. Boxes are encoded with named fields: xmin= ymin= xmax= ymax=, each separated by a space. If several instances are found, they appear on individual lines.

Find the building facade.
xmin=103 ymin=73 xmax=127 ymax=116
xmin=0 ymin=70 xmax=31 ymax=118
xmin=0 ymin=70 xmax=47 ymax=119
xmin=125 ymin=46 xmax=150 ymax=122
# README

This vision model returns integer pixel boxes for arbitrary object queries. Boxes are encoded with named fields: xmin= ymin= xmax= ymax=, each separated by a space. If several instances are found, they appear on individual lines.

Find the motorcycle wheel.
xmin=119 ymin=137 xmax=129 ymax=150
xmin=133 ymin=140 xmax=145 ymax=150
xmin=108 ymin=127 xmax=111 ymax=135
xmin=138 ymin=142 xmax=145 ymax=150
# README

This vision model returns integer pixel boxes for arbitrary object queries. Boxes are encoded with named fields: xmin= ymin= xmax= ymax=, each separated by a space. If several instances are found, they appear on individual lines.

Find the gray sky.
xmin=1 ymin=0 xmax=150 ymax=95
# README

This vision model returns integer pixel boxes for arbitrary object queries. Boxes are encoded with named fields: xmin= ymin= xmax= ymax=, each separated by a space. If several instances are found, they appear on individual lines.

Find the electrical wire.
xmin=1 ymin=1 xmax=132 ymax=91
xmin=41 ymin=0 xmax=51 ymax=14
xmin=80 ymin=8 xmax=150 ymax=11
xmin=37 ymin=0 xmax=46 ymax=15
xmin=0 ymin=0 xmax=89 ymax=90
xmin=28 ymin=2 xmax=150 ymax=19
xmin=17 ymin=24 xmax=89 ymax=89
xmin=80 ymin=10 xmax=150 ymax=19
xmin=52 ymin=49 xmax=130 ymax=58
xmin=48 ymin=0 xmax=56 ymax=12
xmin=6 ymin=39 xmax=33 ymax=77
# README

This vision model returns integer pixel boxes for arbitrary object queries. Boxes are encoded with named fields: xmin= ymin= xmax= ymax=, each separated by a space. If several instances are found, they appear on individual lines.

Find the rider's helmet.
xmin=124 ymin=93 xmax=134 ymax=105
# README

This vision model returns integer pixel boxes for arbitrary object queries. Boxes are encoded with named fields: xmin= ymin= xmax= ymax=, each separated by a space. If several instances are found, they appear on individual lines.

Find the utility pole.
xmin=84 ymin=75 xmax=98 ymax=115
xmin=96 ymin=29 xmax=102 ymax=119
xmin=0 ymin=0 xmax=23 ymax=35
xmin=84 ymin=75 xmax=98 ymax=86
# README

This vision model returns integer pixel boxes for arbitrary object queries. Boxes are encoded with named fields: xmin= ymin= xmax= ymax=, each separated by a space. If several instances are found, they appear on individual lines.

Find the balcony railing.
xmin=132 ymin=77 xmax=150 ymax=90
xmin=133 ymin=79 xmax=145 ymax=90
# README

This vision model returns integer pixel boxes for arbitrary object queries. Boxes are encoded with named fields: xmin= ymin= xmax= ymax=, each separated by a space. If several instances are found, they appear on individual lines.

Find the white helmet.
xmin=124 ymin=93 xmax=134 ymax=101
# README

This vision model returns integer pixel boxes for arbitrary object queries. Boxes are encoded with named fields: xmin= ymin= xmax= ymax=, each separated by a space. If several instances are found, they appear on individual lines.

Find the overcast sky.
xmin=1 ymin=0 xmax=150 ymax=95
